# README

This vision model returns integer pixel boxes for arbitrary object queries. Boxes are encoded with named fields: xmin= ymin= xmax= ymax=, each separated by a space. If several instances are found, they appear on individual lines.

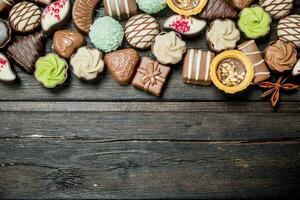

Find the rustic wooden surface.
xmin=0 ymin=1 xmax=300 ymax=199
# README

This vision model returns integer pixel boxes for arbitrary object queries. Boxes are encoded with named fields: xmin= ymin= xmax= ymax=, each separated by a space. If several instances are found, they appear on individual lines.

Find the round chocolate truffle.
xmin=136 ymin=0 xmax=167 ymax=14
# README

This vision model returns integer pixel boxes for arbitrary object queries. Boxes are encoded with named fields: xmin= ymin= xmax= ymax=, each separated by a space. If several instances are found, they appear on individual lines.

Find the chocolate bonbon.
xmin=206 ymin=19 xmax=240 ymax=53
xmin=277 ymin=15 xmax=300 ymax=48
xmin=292 ymin=59 xmax=300 ymax=76
xmin=89 ymin=16 xmax=124 ymax=53
xmin=104 ymin=48 xmax=140 ymax=85
xmin=125 ymin=14 xmax=160 ymax=50
xmin=259 ymin=0 xmax=293 ymax=19
xmin=238 ymin=6 xmax=271 ymax=39
xmin=132 ymin=57 xmax=171 ymax=97
xmin=0 ymin=53 xmax=16 ymax=83
xmin=210 ymin=50 xmax=254 ymax=94
xmin=163 ymin=15 xmax=206 ymax=38
xmin=166 ymin=0 xmax=208 ymax=16
xmin=152 ymin=31 xmax=186 ymax=65
xmin=103 ymin=0 xmax=137 ymax=20
xmin=7 ymin=32 xmax=45 ymax=74
xmin=264 ymin=40 xmax=297 ymax=73
xmin=0 ymin=19 xmax=11 ymax=49
xmin=227 ymin=0 xmax=254 ymax=10
xmin=0 ymin=0 xmax=17 ymax=13
xmin=198 ymin=0 xmax=238 ymax=21
xmin=237 ymin=40 xmax=270 ymax=84
xmin=53 ymin=30 xmax=85 ymax=59
xmin=70 ymin=46 xmax=105 ymax=81
xmin=136 ymin=0 xmax=166 ymax=14
xmin=33 ymin=0 xmax=51 ymax=6
xmin=182 ymin=49 xmax=215 ymax=85
xmin=41 ymin=0 xmax=71 ymax=34
xmin=34 ymin=53 xmax=68 ymax=88
xmin=73 ymin=0 xmax=99 ymax=33
xmin=8 ymin=2 xmax=41 ymax=33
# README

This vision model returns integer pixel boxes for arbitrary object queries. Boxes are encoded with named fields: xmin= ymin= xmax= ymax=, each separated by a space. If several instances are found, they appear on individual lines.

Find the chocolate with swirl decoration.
xmin=132 ymin=57 xmax=171 ymax=97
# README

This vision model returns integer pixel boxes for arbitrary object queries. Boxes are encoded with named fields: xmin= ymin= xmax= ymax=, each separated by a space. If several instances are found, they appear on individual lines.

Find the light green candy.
xmin=137 ymin=0 xmax=166 ymax=14
xmin=34 ymin=53 xmax=68 ymax=88
xmin=238 ymin=7 xmax=271 ymax=39
xmin=89 ymin=16 xmax=124 ymax=53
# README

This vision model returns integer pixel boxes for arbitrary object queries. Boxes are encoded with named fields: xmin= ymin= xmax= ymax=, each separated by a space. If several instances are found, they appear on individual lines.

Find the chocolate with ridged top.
xmin=198 ymin=0 xmax=238 ymax=21
xmin=7 ymin=32 xmax=45 ymax=74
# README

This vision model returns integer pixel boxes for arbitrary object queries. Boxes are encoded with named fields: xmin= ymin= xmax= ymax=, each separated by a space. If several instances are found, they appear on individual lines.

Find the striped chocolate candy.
xmin=277 ymin=15 xmax=300 ymax=48
xmin=259 ymin=0 xmax=293 ymax=19
xmin=103 ymin=0 xmax=138 ymax=20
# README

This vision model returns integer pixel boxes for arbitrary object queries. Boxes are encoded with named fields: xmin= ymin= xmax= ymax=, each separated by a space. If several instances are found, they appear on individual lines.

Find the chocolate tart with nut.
xmin=210 ymin=50 xmax=254 ymax=94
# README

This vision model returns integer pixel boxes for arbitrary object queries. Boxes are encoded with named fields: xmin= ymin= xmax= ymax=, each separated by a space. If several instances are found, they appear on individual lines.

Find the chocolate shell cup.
xmin=0 ymin=19 xmax=12 ymax=49
xmin=166 ymin=0 xmax=208 ymax=16
xmin=210 ymin=50 xmax=254 ymax=94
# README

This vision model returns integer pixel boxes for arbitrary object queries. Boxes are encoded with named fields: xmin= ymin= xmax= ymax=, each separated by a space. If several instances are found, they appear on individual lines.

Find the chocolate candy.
xmin=7 ymin=32 xmax=45 ymax=73
xmin=163 ymin=15 xmax=206 ymax=38
xmin=73 ymin=0 xmax=98 ymax=33
xmin=0 ymin=53 xmax=16 ymax=83
xmin=259 ymin=0 xmax=293 ymax=19
xmin=227 ymin=0 xmax=254 ymax=10
xmin=277 ymin=15 xmax=300 ymax=48
xmin=182 ymin=49 xmax=215 ymax=85
xmin=199 ymin=0 xmax=238 ymax=21
xmin=292 ymin=59 xmax=300 ymax=76
xmin=104 ymin=48 xmax=140 ymax=85
xmin=33 ymin=0 xmax=52 ymax=5
xmin=8 ymin=2 xmax=41 ymax=33
xmin=41 ymin=0 xmax=71 ymax=34
xmin=103 ymin=0 xmax=138 ymax=20
xmin=166 ymin=0 xmax=208 ymax=16
xmin=53 ymin=30 xmax=85 ymax=59
xmin=237 ymin=40 xmax=270 ymax=84
xmin=0 ymin=0 xmax=17 ymax=13
xmin=125 ymin=14 xmax=160 ymax=50
xmin=132 ymin=57 xmax=171 ymax=97
xmin=0 ymin=19 xmax=11 ymax=49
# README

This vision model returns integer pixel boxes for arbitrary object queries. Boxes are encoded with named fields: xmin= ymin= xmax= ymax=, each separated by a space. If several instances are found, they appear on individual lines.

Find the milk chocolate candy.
xmin=0 ymin=52 xmax=16 ymax=83
xmin=238 ymin=40 xmax=270 ymax=84
xmin=103 ymin=0 xmax=138 ymax=20
xmin=73 ymin=0 xmax=99 ymax=33
xmin=104 ymin=48 xmax=140 ymax=85
xmin=199 ymin=0 xmax=238 ymax=21
xmin=0 ymin=19 xmax=11 ymax=49
xmin=53 ymin=30 xmax=85 ymax=59
xmin=182 ymin=49 xmax=215 ymax=85
xmin=277 ymin=15 xmax=300 ymax=48
xmin=227 ymin=0 xmax=254 ymax=10
xmin=8 ymin=2 xmax=42 ymax=33
xmin=0 ymin=0 xmax=18 ymax=13
xmin=132 ymin=57 xmax=171 ymax=97
xmin=7 ymin=32 xmax=45 ymax=73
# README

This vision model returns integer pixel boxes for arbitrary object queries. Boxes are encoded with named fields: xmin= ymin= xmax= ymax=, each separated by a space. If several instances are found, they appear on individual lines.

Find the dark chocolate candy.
xmin=7 ymin=32 xmax=45 ymax=74
xmin=132 ymin=57 xmax=171 ymax=97
xmin=182 ymin=49 xmax=215 ymax=85
xmin=73 ymin=0 xmax=99 ymax=33
xmin=0 ymin=0 xmax=17 ymax=13
xmin=53 ymin=30 xmax=85 ymax=59
xmin=104 ymin=48 xmax=140 ymax=85
xmin=103 ymin=0 xmax=138 ymax=20
xmin=0 ymin=19 xmax=11 ymax=49
xmin=198 ymin=0 xmax=238 ymax=21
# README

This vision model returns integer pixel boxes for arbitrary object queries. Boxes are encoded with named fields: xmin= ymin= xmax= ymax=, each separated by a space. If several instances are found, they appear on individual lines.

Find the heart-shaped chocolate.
xmin=104 ymin=48 xmax=140 ymax=85
xmin=53 ymin=30 xmax=85 ymax=59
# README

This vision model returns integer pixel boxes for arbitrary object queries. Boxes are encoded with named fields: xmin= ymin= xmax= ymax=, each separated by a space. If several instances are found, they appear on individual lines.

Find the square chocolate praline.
xmin=182 ymin=49 xmax=215 ymax=85
xmin=132 ymin=57 xmax=171 ymax=97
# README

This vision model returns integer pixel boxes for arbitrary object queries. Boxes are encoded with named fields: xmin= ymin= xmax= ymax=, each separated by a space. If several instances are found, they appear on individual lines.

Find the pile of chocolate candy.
xmin=0 ymin=0 xmax=299 ymax=107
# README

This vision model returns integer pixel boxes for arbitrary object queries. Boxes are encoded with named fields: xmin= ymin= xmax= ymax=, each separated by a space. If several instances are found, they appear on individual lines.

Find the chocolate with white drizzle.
xmin=238 ymin=40 xmax=270 ymax=84
xmin=103 ymin=0 xmax=138 ymax=20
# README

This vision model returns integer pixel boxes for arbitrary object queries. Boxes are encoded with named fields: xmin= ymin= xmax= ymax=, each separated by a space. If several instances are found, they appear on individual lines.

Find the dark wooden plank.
xmin=1 ymin=103 xmax=300 ymax=140
xmin=0 ymin=7 xmax=299 ymax=101
xmin=0 ymin=139 xmax=299 ymax=199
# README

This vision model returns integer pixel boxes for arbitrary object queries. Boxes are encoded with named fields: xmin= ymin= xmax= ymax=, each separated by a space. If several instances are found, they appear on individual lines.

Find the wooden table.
xmin=1 ymin=2 xmax=300 ymax=199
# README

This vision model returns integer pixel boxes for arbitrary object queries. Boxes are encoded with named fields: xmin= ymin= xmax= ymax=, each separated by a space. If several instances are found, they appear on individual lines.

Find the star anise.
xmin=258 ymin=76 xmax=298 ymax=108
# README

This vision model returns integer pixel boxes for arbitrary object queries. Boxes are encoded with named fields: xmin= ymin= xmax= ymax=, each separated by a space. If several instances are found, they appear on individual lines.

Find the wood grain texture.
xmin=0 ymin=139 xmax=299 ymax=199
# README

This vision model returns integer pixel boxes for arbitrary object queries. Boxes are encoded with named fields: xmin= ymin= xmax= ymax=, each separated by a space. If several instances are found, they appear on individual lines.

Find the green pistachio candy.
xmin=34 ymin=53 xmax=68 ymax=88
xmin=137 ymin=0 xmax=166 ymax=14
xmin=238 ymin=7 xmax=271 ymax=39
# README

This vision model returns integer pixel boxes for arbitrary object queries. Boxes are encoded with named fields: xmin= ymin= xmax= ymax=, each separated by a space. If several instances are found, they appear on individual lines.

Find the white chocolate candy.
xmin=41 ymin=0 xmax=71 ymax=33
xmin=259 ymin=0 xmax=293 ymax=19
xmin=292 ymin=59 xmax=300 ymax=76
xmin=0 ymin=53 xmax=16 ymax=82
xmin=163 ymin=15 xmax=206 ymax=37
